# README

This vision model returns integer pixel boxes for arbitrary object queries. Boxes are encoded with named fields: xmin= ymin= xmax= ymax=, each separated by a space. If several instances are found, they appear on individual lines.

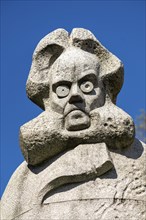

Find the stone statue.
xmin=1 ymin=28 xmax=145 ymax=220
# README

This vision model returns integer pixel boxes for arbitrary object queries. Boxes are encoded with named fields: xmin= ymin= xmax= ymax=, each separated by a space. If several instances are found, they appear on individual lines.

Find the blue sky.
xmin=1 ymin=0 xmax=145 ymax=196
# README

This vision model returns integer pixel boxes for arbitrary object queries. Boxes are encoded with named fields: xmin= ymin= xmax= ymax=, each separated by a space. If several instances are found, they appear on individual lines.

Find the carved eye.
xmin=80 ymin=81 xmax=94 ymax=94
xmin=56 ymin=85 xmax=70 ymax=98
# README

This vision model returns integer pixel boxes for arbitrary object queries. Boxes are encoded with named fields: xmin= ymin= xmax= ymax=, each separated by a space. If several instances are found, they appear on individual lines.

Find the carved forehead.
xmin=49 ymin=47 xmax=100 ymax=83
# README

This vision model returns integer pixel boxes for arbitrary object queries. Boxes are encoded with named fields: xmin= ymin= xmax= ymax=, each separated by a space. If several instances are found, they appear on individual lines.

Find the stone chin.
xmin=65 ymin=110 xmax=90 ymax=131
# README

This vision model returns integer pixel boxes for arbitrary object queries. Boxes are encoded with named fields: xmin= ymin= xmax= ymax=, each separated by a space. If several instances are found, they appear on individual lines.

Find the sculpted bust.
xmin=1 ymin=28 xmax=146 ymax=220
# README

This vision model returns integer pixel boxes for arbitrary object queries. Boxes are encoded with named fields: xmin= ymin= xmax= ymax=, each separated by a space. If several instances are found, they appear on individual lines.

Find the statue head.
xmin=20 ymin=28 xmax=135 ymax=165
xmin=26 ymin=28 xmax=124 ymax=111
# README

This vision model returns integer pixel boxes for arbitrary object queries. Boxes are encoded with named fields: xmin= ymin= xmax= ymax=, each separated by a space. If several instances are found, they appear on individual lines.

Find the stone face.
xmin=1 ymin=28 xmax=145 ymax=220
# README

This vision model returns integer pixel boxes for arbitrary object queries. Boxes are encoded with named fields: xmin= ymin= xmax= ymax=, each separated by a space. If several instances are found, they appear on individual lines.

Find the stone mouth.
xmin=65 ymin=110 xmax=90 ymax=131
xmin=64 ymin=107 xmax=87 ymax=118
xmin=66 ymin=109 xmax=85 ymax=118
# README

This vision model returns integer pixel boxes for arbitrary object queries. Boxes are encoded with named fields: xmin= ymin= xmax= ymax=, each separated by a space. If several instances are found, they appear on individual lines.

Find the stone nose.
xmin=69 ymin=83 xmax=84 ymax=104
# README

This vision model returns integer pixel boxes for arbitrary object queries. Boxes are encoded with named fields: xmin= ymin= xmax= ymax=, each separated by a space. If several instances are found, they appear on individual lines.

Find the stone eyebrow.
xmin=52 ymin=80 xmax=72 ymax=90
xmin=78 ymin=72 xmax=97 ymax=83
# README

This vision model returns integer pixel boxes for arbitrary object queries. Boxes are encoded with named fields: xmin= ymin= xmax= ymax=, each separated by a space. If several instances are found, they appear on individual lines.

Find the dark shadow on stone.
xmin=42 ymin=166 xmax=117 ymax=204
xmin=28 ymin=148 xmax=72 ymax=174
xmin=28 ymin=138 xmax=144 ymax=175
xmin=108 ymin=138 xmax=144 ymax=160
xmin=42 ymin=182 xmax=83 ymax=204
xmin=99 ymin=166 xmax=118 ymax=179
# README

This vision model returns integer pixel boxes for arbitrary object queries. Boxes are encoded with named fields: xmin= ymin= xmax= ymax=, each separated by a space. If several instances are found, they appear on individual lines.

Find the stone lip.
xmin=26 ymin=28 xmax=123 ymax=110
xmin=64 ymin=105 xmax=87 ymax=117
xmin=65 ymin=110 xmax=90 ymax=131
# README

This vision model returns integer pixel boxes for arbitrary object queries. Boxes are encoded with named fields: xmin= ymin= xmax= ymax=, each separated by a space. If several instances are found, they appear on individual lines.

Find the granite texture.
xmin=1 ymin=139 xmax=146 ymax=220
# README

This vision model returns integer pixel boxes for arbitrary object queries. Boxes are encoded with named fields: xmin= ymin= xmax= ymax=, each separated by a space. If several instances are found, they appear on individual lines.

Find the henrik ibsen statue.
xmin=1 ymin=28 xmax=146 ymax=220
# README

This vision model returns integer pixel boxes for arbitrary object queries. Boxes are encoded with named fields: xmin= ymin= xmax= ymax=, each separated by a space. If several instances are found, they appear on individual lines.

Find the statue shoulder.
xmin=1 ymin=161 xmax=29 ymax=220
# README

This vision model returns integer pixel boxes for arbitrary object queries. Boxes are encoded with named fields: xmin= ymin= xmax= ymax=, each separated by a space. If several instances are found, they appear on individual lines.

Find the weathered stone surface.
xmin=20 ymin=103 xmax=134 ymax=166
xmin=1 ymin=28 xmax=145 ymax=220
xmin=1 ymin=139 xmax=145 ymax=219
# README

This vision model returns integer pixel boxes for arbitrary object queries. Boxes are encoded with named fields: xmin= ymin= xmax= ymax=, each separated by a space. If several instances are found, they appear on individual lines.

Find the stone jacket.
xmin=1 ymin=139 xmax=146 ymax=220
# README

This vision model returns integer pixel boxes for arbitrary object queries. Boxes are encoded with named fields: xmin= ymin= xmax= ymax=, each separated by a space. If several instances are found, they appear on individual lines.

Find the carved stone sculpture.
xmin=1 ymin=28 xmax=145 ymax=220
